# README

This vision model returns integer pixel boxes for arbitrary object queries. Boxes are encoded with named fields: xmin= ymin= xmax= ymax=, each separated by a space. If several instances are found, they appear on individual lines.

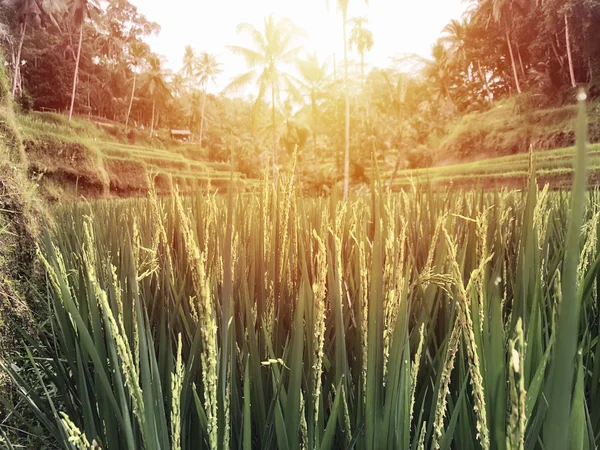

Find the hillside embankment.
xmin=18 ymin=112 xmax=257 ymax=201
xmin=436 ymin=97 xmax=600 ymax=163
xmin=0 ymin=62 xmax=40 ymax=363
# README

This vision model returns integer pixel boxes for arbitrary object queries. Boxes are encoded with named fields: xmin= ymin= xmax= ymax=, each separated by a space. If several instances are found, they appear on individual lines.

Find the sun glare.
xmin=134 ymin=0 xmax=467 ymax=92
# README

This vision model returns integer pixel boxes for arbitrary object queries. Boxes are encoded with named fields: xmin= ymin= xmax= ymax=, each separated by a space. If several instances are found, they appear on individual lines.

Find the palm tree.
xmin=442 ymin=18 xmax=493 ymax=100
xmin=227 ymin=15 xmax=303 ymax=172
xmin=170 ymin=72 xmax=187 ymax=98
xmin=441 ymin=19 xmax=468 ymax=64
xmin=143 ymin=55 xmax=171 ymax=137
xmin=181 ymin=45 xmax=196 ymax=89
xmin=125 ymin=41 xmax=148 ymax=128
xmin=7 ymin=0 xmax=57 ymax=98
xmin=196 ymin=52 xmax=222 ymax=147
xmin=329 ymin=0 xmax=369 ymax=199
xmin=486 ymin=0 xmax=522 ymax=94
xmin=563 ymin=4 xmax=576 ymax=87
xmin=294 ymin=53 xmax=330 ymax=156
xmin=349 ymin=17 xmax=374 ymax=84
xmin=68 ymin=0 xmax=100 ymax=121
xmin=425 ymin=41 xmax=455 ymax=104
xmin=185 ymin=89 xmax=203 ymax=134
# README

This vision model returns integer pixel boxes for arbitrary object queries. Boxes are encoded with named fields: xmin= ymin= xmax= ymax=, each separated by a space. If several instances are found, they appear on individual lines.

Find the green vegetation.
xmin=3 ymin=0 xmax=600 ymax=448
xmin=0 ymin=50 xmax=39 ymax=361
xmin=17 ymin=99 xmax=600 ymax=201
xmin=3 ymin=0 xmax=600 ymax=194
xmin=18 ymin=112 xmax=259 ymax=199
xmin=0 ymin=50 xmax=43 ymax=449
xmin=1 ymin=95 xmax=599 ymax=450
xmin=435 ymin=98 xmax=600 ymax=162
xmin=382 ymin=143 xmax=600 ymax=190
xmin=4 ymin=155 xmax=600 ymax=449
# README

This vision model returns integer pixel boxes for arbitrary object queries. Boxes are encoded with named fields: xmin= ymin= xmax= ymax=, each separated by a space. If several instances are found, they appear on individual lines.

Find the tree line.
xmin=2 ymin=0 xmax=600 ymax=193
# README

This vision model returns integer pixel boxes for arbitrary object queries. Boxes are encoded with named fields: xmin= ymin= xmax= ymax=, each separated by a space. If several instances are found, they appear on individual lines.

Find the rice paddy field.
xmin=3 ymin=97 xmax=600 ymax=450
xmin=4 ymin=172 xmax=598 ymax=449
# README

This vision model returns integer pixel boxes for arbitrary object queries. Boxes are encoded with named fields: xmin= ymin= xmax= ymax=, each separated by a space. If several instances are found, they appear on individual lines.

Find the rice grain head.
xmin=60 ymin=412 xmax=95 ymax=450
xmin=171 ymin=334 xmax=184 ymax=450
xmin=432 ymin=321 xmax=461 ymax=450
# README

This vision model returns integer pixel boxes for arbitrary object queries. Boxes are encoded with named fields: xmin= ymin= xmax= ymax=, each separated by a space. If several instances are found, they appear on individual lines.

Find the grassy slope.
xmin=0 ymin=59 xmax=40 ymax=382
xmin=436 ymin=97 xmax=600 ymax=161
xmin=384 ymin=143 xmax=600 ymax=190
xmin=376 ymin=98 xmax=600 ymax=190
xmin=20 ymin=112 xmax=259 ymax=200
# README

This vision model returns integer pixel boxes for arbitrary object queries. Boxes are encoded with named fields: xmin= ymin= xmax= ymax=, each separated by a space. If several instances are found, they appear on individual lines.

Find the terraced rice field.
xmin=18 ymin=112 xmax=259 ymax=198
xmin=385 ymin=144 xmax=600 ymax=190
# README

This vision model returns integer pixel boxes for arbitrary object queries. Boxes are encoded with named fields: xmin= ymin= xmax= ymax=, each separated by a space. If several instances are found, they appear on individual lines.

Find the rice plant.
xmin=3 ymin=92 xmax=600 ymax=449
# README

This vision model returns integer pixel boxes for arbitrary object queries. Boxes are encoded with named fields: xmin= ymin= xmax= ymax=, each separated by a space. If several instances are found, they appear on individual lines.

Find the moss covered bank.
xmin=0 ymin=57 xmax=41 ymax=361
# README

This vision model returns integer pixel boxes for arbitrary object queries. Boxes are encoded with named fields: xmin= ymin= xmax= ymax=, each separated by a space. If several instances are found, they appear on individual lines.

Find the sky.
xmin=131 ymin=0 xmax=469 ymax=94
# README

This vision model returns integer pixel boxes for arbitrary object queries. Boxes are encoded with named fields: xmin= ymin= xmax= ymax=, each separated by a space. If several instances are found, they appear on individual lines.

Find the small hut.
xmin=170 ymin=130 xmax=191 ymax=142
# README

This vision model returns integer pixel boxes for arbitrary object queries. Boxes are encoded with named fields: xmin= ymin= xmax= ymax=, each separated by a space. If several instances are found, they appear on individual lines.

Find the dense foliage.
xmin=3 ymin=0 xmax=600 ymax=181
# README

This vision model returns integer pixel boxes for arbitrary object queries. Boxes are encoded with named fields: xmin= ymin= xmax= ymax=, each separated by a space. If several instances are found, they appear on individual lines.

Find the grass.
xmin=0 ymin=54 xmax=45 ymax=450
xmin=4 ymin=81 xmax=600 ymax=450
xmin=2 ymin=94 xmax=600 ymax=449
xmin=4 ymin=173 xmax=600 ymax=449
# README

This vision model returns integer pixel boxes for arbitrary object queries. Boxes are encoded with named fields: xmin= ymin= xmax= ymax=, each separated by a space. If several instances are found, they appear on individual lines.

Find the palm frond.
xmin=236 ymin=22 xmax=266 ymax=50
xmin=279 ymin=46 xmax=303 ymax=64
xmin=227 ymin=45 xmax=265 ymax=68
xmin=222 ymin=70 xmax=257 ymax=95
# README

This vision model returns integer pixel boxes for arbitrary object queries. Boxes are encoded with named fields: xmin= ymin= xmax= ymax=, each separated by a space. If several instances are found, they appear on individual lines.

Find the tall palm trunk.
xmin=125 ymin=72 xmax=137 ymax=128
xmin=478 ymin=60 xmax=493 ymax=101
xmin=199 ymin=84 xmax=207 ymax=147
xmin=272 ymin=81 xmax=276 ymax=175
xmin=360 ymin=53 xmax=365 ymax=86
xmin=565 ymin=13 xmax=577 ymax=88
xmin=333 ymin=53 xmax=341 ymax=174
xmin=505 ymin=27 xmax=522 ymax=94
xmin=150 ymin=97 xmax=155 ymax=137
xmin=342 ymin=9 xmax=350 ymax=199
xmin=517 ymin=45 xmax=526 ymax=78
xmin=69 ymin=24 xmax=84 ymax=121
xmin=12 ymin=21 xmax=27 ymax=98
xmin=311 ymin=90 xmax=318 ymax=157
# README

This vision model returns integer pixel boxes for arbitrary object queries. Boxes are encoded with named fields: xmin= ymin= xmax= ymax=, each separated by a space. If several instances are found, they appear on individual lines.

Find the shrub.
xmin=17 ymin=90 xmax=34 ymax=113
xmin=406 ymin=146 xmax=434 ymax=168
xmin=127 ymin=129 xmax=137 ymax=145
